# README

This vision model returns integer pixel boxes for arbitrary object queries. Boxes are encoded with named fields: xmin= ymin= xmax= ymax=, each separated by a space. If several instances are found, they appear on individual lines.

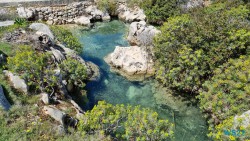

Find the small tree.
xmin=78 ymin=101 xmax=174 ymax=140
xmin=59 ymin=58 xmax=87 ymax=89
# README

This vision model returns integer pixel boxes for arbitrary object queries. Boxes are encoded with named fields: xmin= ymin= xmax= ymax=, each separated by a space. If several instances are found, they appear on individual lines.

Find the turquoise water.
xmin=75 ymin=20 xmax=210 ymax=141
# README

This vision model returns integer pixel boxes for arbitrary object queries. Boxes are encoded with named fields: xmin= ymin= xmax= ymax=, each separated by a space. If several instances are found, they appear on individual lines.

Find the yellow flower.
xmin=229 ymin=135 xmax=235 ymax=141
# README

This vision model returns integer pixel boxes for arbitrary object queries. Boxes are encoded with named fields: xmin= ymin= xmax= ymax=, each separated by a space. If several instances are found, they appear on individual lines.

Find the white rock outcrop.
xmin=17 ymin=7 xmax=35 ymax=19
xmin=127 ymin=21 xmax=160 ymax=46
xmin=105 ymin=46 xmax=154 ymax=80
xmin=3 ymin=70 xmax=28 ymax=94
xmin=117 ymin=4 xmax=146 ymax=23
xmin=74 ymin=16 xmax=91 ymax=26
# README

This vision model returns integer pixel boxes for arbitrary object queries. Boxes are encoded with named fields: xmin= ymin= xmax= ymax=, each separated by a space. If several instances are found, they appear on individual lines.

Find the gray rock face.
xmin=41 ymin=93 xmax=50 ymax=105
xmin=3 ymin=70 xmax=28 ymax=94
xmin=117 ymin=4 xmax=146 ymax=23
xmin=29 ymin=23 xmax=54 ymax=40
xmin=0 ymin=85 xmax=11 ymax=110
xmin=233 ymin=110 xmax=250 ymax=128
xmin=50 ymin=47 xmax=66 ymax=63
xmin=43 ymin=106 xmax=65 ymax=124
xmin=17 ymin=7 xmax=35 ymax=19
xmin=105 ymin=46 xmax=154 ymax=80
xmin=127 ymin=21 xmax=160 ymax=46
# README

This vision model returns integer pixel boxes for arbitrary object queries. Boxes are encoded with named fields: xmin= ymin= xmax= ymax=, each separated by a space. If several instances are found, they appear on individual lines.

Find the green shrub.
xmin=14 ymin=18 xmax=27 ymax=26
xmin=140 ymin=0 xmax=180 ymax=24
xmin=154 ymin=2 xmax=250 ymax=93
xmin=60 ymin=58 xmax=87 ymax=89
xmin=198 ymin=56 xmax=250 ymax=140
xmin=96 ymin=0 xmax=117 ymax=15
xmin=50 ymin=26 xmax=82 ymax=54
xmin=78 ymin=101 xmax=174 ymax=140
xmin=7 ymin=45 xmax=57 ymax=93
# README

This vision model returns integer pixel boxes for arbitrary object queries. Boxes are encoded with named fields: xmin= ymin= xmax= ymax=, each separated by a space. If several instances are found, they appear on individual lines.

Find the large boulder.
xmin=29 ymin=23 xmax=54 ymax=40
xmin=74 ymin=16 xmax=91 ymax=26
xmin=127 ymin=21 xmax=160 ymax=46
xmin=0 ymin=85 xmax=11 ymax=110
xmin=117 ymin=4 xmax=146 ymax=23
xmin=17 ymin=7 xmax=35 ymax=19
xmin=3 ymin=70 xmax=28 ymax=94
xmin=105 ymin=46 xmax=154 ymax=80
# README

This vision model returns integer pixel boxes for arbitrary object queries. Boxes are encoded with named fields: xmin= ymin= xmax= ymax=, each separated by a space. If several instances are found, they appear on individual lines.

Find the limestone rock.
xmin=0 ymin=85 xmax=11 ymax=110
xmin=233 ymin=110 xmax=250 ymax=128
xmin=127 ymin=21 xmax=160 ymax=46
xmin=17 ymin=7 xmax=35 ymax=19
xmin=43 ymin=106 xmax=65 ymax=124
xmin=50 ymin=47 xmax=66 ymax=63
xmin=105 ymin=46 xmax=154 ymax=79
xmin=41 ymin=93 xmax=50 ymax=105
xmin=3 ymin=70 xmax=28 ymax=94
xmin=74 ymin=16 xmax=91 ymax=26
xmin=29 ymin=23 xmax=54 ymax=40
xmin=117 ymin=4 xmax=146 ymax=23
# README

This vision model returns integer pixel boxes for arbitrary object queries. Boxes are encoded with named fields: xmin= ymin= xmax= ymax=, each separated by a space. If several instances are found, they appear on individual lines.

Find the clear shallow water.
xmin=75 ymin=20 xmax=210 ymax=141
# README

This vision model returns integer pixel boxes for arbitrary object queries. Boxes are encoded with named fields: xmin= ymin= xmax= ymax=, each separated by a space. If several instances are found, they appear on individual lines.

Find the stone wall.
xmin=17 ymin=1 xmax=110 ymax=25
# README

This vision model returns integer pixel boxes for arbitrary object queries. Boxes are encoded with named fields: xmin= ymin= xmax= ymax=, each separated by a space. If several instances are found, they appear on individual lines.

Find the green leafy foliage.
xmin=154 ymin=2 xmax=250 ymax=93
xmin=198 ymin=56 xmax=250 ymax=140
xmin=140 ymin=0 xmax=180 ymax=24
xmin=50 ymin=26 xmax=82 ymax=54
xmin=78 ymin=101 xmax=174 ymax=141
xmin=96 ymin=0 xmax=117 ymax=15
xmin=59 ymin=58 xmax=87 ymax=89
xmin=14 ymin=18 xmax=27 ymax=26
xmin=7 ymin=45 xmax=57 ymax=93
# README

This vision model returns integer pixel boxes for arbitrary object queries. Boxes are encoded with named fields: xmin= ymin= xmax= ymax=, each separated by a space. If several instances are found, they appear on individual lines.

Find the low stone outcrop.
xmin=3 ymin=70 xmax=28 ymax=94
xmin=117 ymin=4 xmax=146 ymax=23
xmin=127 ymin=21 xmax=160 ymax=46
xmin=74 ymin=16 xmax=91 ymax=26
xmin=41 ymin=93 xmax=50 ymax=105
xmin=105 ymin=46 xmax=154 ymax=81
xmin=29 ymin=23 xmax=54 ymax=40
xmin=0 ymin=85 xmax=11 ymax=110
xmin=43 ymin=105 xmax=78 ymax=128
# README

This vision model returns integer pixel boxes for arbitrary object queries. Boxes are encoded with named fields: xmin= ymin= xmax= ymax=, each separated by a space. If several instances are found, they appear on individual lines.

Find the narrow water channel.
xmin=75 ymin=20 xmax=210 ymax=141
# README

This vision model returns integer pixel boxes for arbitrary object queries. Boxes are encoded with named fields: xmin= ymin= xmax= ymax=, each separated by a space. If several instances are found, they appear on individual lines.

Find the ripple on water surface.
xmin=74 ymin=20 xmax=210 ymax=141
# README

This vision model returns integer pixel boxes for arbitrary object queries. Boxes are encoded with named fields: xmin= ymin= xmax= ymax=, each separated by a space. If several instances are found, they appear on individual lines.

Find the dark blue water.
xmin=75 ymin=20 xmax=209 ymax=141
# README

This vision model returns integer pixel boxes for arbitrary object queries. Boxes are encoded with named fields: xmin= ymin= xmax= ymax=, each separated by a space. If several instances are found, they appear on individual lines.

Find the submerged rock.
xmin=3 ymin=70 xmax=28 ymax=94
xmin=105 ymin=46 xmax=154 ymax=81
xmin=0 ymin=85 xmax=11 ymax=110
xmin=127 ymin=21 xmax=160 ymax=46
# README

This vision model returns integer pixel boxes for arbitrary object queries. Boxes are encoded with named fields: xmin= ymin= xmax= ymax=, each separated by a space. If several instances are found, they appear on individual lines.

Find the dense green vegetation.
xmin=78 ymin=101 xmax=174 ymax=141
xmin=50 ymin=26 xmax=82 ymax=54
xmin=60 ymin=58 xmax=87 ymax=89
xmin=199 ymin=56 xmax=250 ymax=140
xmin=154 ymin=1 xmax=250 ymax=93
xmin=140 ymin=0 xmax=180 ymax=24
